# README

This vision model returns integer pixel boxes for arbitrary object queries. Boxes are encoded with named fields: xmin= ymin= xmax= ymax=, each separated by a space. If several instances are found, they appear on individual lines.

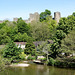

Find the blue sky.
xmin=0 ymin=0 xmax=75 ymax=21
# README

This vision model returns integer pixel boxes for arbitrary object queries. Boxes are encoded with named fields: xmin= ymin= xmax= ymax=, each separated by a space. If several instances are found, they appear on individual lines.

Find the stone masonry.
xmin=0 ymin=12 xmax=61 ymax=23
xmin=54 ymin=12 xmax=61 ymax=23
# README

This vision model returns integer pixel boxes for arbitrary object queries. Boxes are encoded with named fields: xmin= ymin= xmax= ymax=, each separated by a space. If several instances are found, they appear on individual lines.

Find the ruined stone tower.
xmin=54 ymin=12 xmax=61 ymax=23
xmin=30 ymin=12 xmax=39 ymax=22
xmin=25 ymin=12 xmax=39 ymax=23
xmin=13 ymin=18 xmax=18 ymax=22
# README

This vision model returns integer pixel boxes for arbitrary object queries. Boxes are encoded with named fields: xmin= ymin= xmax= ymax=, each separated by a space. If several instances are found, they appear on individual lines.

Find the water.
xmin=0 ymin=63 xmax=75 ymax=75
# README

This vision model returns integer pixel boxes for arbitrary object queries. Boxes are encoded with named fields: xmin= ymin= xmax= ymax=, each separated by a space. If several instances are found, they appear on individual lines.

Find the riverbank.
xmin=10 ymin=63 xmax=29 ymax=67
xmin=54 ymin=58 xmax=75 ymax=68
xmin=48 ymin=57 xmax=75 ymax=68
xmin=5 ymin=58 xmax=75 ymax=69
xmin=32 ymin=57 xmax=75 ymax=68
xmin=1 ymin=62 xmax=75 ymax=75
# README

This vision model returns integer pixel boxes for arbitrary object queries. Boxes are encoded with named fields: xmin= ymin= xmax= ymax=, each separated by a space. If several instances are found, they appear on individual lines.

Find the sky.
xmin=0 ymin=0 xmax=75 ymax=21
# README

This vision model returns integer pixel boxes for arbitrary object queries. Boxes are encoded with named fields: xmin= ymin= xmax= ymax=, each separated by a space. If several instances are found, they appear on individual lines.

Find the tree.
xmin=40 ymin=9 xmax=51 ymax=22
xmin=67 ymin=14 xmax=75 ymax=28
xmin=50 ymin=13 xmax=75 ymax=58
xmin=57 ymin=17 xmax=70 ymax=34
xmin=58 ymin=16 xmax=75 ymax=34
xmin=0 ymin=56 xmax=5 ymax=71
xmin=73 ymin=12 xmax=75 ymax=16
xmin=0 ymin=49 xmax=5 ymax=71
xmin=24 ymin=39 xmax=36 ymax=56
xmin=17 ymin=17 xmax=30 ymax=34
xmin=0 ymin=22 xmax=6 ymax=29
xmin=3 ymin=41 xmax=22 ymax=59
xmin=0 ymin=29 xmax=11 ymax=45
xmin=30 ymin=21 xmax=52 ymax=41
xmin=14 ymin=32 xmax=29 ymax=42
xmin=61 ymin=27 xmax=75 ymax=53
xmin=55 ymin=30 xmax=66 ymax=40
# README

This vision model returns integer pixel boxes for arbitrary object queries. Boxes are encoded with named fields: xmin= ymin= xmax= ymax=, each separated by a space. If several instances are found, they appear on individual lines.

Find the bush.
xmin=0 ymin=56 xmax=5 ymax=71
xmin=19 ymin=52 xmax=26 ymax=60
xmin=54 ymin=60 xmax=68 ymax=67
xmin=48 ymin=57 xmax=55 ymax=66
xmin=27 ymin=55 xmax=36 ymax=60
xmin=69 ymin=62 xmax=75 ymax=68
xmin=54 ymin=59 xmax=75 ymax=68
xmin=3 ymin=41 xmax=22 ymax=60
xmin=38 ymin=58 xmax=46 ymax=61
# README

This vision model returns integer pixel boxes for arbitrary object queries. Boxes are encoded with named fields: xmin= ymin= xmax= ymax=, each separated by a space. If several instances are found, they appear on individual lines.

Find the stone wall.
xmin=54 ymin=12 xmax=61 ymax=23
xmin=13 ymin=18 xmax=18 ymax=22
xmin=0 ymin=11 xmax=61 ymax=23
xmin=25 ymin=12 xmax=40 ymax=23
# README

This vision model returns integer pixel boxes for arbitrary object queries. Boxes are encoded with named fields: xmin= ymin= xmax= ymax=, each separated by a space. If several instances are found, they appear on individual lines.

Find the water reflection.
xmin=0 ymin=64 xmax=75 ymax=75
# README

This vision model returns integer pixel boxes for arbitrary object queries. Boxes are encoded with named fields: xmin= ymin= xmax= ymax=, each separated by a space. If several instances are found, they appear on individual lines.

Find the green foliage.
xmin=0 ymin=29 xmax=11 ymax=44
xmin=72 ymin=12 xmax=75 ymax=16
xmin=3 ymin=41 xmax=22 ymax=60
xmin=54 ymin=59 xmax=75 ymax=68
xmin=40 ymin=9 xmax=51 ymax=22
xmin=0 ymin=19 xmax=31 ymax=44
xmin=19 ymin=52 xmax=26 ymax=60
xmin=48 ymin=57 xmax=55 ymax=66
xmin=50 ymin=14 xmax=75 ymax=58
xmin=50 ymin=38 xmax=61 ymax=58
xmin=0 ymin=21 xmax=18 ymax=44
xmin=14 ymin=32 xmax=29 ymax=42
xmin=57 ymin=17 xmax=70 ymax=34
xmin=38 ymin=57 xmax=46 ymax=61
xmin=0 ymin=56 xmax=5 ymax=71
xmin=17 ymin=17 xmax=30 ymax=34
xmin=55 ymin=30 xmax=66 ymax=40
xmin=24 ymin=40 xmax=36 ymax=56
xmin=58 ymin=16 xmax=75 ymax=34
xmin=61 ymin=27 xmax=75 ymax=53
xmin=30 ymin=21 xmax=56 ymax=41
xmin=27 ymin=55 xmax=36 ymax=60
xmin=0 ymin=22 xmax=6 ymax=29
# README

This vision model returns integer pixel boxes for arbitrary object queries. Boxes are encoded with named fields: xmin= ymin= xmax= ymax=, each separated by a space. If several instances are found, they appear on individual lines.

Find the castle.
xmin=0 ymin=12 xmax=61 ymax=23
xmin=54 ymin=12 xmax=61 ymax=23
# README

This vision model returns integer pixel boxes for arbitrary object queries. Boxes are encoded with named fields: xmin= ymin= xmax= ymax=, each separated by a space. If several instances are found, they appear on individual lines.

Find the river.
xmin=0 ymin=62 xmax=75 ymax=75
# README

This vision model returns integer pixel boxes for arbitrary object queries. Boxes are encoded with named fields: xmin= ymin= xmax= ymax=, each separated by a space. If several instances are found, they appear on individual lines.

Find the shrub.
xmin=69 ymin=62 xmax=75 ymax=68
xmin=0 ymin=56 xmax=5 ymax=71
xmin=27 ymin=55 xmax=36 ymax=60
xmin=54 ymin=60 xmax=68 ymax=67
xmin=19 ymin=52 xmax=26 ymax=60
xmin=48 ymin=57 xmax=55 ymax=66
xmin=3 ymin=41 xmax=22 ymax=60
xmin=38 ymin=58 xmax=46 ymax=61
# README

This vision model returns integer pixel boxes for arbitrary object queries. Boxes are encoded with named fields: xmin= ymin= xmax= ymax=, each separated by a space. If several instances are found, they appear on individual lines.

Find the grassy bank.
xmin=48 ymin=57 xmax=75 ymax=68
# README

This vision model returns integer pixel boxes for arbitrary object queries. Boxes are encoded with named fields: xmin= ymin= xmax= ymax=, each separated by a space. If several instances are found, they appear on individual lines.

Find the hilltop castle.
xmin=14 ymin=12 xmax=61 ymax=23
xmin=0 ymin=12 xmax=61 ymax=23
xmin=54 ymin=12 xmax=61 ymax=23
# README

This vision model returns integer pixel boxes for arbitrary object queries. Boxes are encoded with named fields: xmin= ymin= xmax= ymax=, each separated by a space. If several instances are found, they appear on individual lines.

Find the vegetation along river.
xmin=0 ymin=62 xmax=75 ymax=75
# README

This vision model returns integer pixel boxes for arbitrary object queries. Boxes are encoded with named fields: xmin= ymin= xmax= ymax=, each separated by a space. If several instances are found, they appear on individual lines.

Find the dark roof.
xmin=14 ymin=41 xmax=45 ymax=47
xmin=14 ymin=42 xmax=26 ymax=45
xmin=14 ymin=40 xmax=53 ymax=47
xmin=33 ymin=41 xmax=45 ymax=47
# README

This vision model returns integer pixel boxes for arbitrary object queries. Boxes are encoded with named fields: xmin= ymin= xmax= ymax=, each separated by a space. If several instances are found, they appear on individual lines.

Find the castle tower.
xmin=0 ymin=20 xmax=3 ymax=23
xmin=30 ymin=12 xmax=39 ymax=22
xmin=13 ymin=18 xmax=18 ymax=22
xmin=54 ymin=12 xmax=61 ymax=23
xmin=25 ymin=12 xmax=39 ymax=23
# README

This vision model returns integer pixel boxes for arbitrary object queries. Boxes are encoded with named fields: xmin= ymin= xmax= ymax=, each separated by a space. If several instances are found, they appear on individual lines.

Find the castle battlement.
xmin=0 ymin=12 xmax=61 ymax=23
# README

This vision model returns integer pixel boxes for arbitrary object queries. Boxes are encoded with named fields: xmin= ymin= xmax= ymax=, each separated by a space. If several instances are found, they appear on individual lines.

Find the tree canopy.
xmin=3 ymin=41 xmax=22 ymax=59
xmin=40 ymin=9 xmax=51 ymax=22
